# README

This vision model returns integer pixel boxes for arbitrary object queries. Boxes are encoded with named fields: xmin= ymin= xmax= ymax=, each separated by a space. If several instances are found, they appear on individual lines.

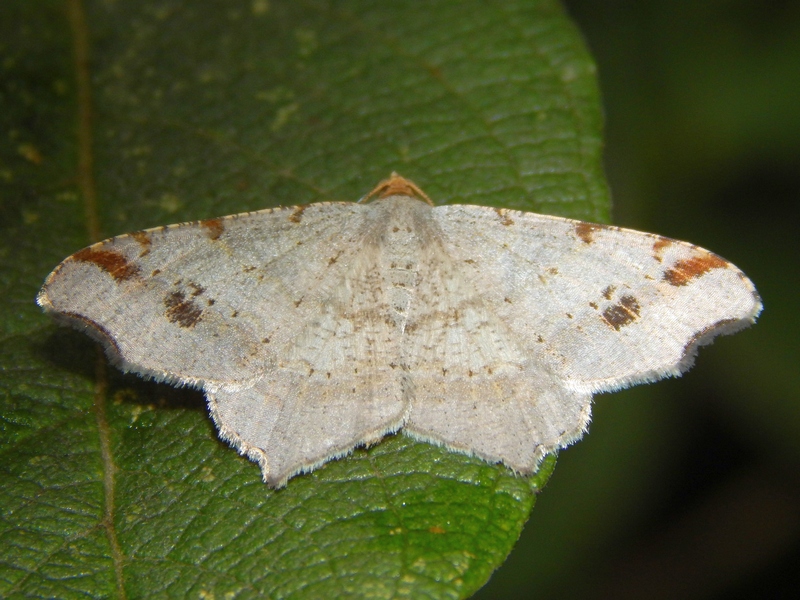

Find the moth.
xmin=38 ymin=174 xmax=761 ymax=486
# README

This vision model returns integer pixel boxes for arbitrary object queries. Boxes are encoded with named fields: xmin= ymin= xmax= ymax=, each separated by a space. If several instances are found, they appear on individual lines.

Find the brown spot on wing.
xmin=664 ymin=253 xmax=728 ymax=286
xmin=73 ymin=247 xmax=140 ymax=281
xmin=601 ymin=294 xmax=641 ymax=330
xmin=575 ymin=222 xmax=605 ymax=244
xmin=200 ymin=218 xmax=225 ymax=240
xmin=131 ymin=231 xmax=152 ymax=256
xmin=289 ymin=205 xmax=307 ymax=223
xmin=601 ymin=285 xmax=616 ymax=300
xmin=652 ymin=237 xmax=673 ymax=262
xmin=164 ymin=291 xmax=203 ymax=328
xmin=493 ymin=207 xmax=514 ymax=226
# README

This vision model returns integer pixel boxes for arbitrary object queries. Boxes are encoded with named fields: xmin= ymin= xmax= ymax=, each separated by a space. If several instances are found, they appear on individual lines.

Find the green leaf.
xmin=1 ymin=0 xmax=607 ymax=598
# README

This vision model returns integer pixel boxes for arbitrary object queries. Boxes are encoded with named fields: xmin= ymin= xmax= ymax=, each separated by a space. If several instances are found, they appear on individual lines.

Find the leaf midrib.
xmin=67 ymin=0 xmax=127 ymax=596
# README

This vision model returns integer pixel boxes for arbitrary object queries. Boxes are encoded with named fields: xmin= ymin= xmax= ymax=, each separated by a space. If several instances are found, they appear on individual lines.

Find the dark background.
xmin=477 ymin=2 xmax=800 ymax=598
